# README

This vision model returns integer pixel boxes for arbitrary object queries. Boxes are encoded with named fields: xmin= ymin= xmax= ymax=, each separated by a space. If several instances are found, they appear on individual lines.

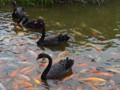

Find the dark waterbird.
xmin=36 ymin=53 xmax=74 ymax=80
xmin=12 ymin=0 xmax=25 ymax=19
xmin=36 ymin=25 xmax=70 ymax=46
xmin=17 ymin=15 xmax=45 ymax=29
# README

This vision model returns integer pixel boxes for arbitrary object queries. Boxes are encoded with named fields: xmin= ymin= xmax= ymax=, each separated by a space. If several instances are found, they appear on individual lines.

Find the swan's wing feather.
xmin=47 ymin=58 xmax=74 ymax=79
xmin=41 ymin=35 xmax=61 ymax=46
xmin=45 ymin=35 xmax=60 ymax=41
xmin=47 ymin=63 xmax=67 ymax=79
xmin=45 ymin=34 xmax=69 ymax=42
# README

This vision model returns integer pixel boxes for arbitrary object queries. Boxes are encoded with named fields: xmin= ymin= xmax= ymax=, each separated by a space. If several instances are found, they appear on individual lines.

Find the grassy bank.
xmin=0 ymin=0 xmax=110 ymax=6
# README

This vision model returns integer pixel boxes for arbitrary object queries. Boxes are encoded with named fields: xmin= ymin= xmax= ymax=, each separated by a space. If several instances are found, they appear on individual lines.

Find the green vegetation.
xmin=15 ymin=0 xmax=54 ymax=6
xmin=0 ymin=0 xmax=110 ymax=6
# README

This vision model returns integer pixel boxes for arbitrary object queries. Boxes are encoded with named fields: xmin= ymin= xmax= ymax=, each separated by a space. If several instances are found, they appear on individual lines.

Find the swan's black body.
xmin=12 ymin=0 xmax=24 ymax=19
xmin=17 ymin=15 xmax=45 ymax=29
xmin=36 ymin=53 xmax=74 ymax=80
xmin=36 ymin=26 xmax=70 ymax=46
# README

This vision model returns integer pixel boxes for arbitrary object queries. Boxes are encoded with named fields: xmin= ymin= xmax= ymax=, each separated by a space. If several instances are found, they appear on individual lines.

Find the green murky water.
xmin=0 ymin=0 xmax=120 ymax=90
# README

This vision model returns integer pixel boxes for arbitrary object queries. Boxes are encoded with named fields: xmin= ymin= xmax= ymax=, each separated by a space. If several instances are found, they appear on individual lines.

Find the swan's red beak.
xmin=36 ymin=57 xmax=40 ymax=60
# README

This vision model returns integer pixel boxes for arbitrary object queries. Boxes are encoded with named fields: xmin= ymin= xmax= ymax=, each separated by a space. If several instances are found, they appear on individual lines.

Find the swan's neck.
xmin=39 ymin=26 xmax=46 ymax=42
xmin=41 ymin=55 xmax=52 ymax=80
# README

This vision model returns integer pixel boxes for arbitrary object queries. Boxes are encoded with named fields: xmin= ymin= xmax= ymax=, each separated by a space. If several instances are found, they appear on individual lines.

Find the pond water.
xmin=0 ymin=0 xmax=120 ymax=90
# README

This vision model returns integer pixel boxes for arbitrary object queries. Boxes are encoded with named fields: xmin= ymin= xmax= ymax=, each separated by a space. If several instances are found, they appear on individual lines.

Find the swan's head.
xmin=36 ymin=53 xmax=48 ymax=60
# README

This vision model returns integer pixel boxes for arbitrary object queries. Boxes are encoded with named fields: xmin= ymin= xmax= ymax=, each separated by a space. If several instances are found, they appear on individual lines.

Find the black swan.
xmin=36 ymin=53 xmax=74 ymax=80
xmin=17 ymin=15 xmax=45 ymax=29
xmin=36 ymin=25 xmax=70 ymax=46
xmin=12 ymin=0 xmax=25 ymax=19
